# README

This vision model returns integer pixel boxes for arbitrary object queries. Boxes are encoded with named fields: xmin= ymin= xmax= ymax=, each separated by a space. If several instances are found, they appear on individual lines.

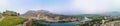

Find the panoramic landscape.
xmin=0 ymin=0 xmax=120 ymax=26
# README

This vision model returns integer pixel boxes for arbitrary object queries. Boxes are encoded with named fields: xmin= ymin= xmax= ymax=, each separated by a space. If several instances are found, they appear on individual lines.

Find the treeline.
xmin=1 ymin=10 xmax=20 ymax=16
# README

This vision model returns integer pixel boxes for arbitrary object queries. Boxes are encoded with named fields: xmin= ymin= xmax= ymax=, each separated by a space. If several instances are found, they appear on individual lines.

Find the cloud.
xmin=0 ymin=0 xmax=120 ymax=14
xmin=0 ymin=0 xmax=9 ymax=5
xmin=0 ymin=0 xmax=42 ymax=14
xmin=0 ymin=0 xmax=11 ymax=8
xmin=70 ymin=0 xmax=111 ymax=14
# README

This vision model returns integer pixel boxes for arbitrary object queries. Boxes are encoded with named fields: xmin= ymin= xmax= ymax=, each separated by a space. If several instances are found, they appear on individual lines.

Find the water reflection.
xmin=32 ymin=17 xmax=91 ymax=26
xmin=43 ymin=17 xmax=91 ymax=26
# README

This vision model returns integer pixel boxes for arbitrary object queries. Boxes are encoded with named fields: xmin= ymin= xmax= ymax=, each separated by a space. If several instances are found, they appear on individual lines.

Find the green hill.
xmin=0 ymin=15 xmax=26 ymax=26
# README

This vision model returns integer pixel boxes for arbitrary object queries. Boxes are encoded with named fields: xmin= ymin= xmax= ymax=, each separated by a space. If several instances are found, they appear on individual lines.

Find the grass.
xmin=0 ymin=15 xmax=26 ymax=26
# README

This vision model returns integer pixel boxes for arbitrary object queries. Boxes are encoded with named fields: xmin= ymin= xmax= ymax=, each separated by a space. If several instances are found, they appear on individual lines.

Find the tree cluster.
xmin=2 ymin=10 xmax=20 ymax=16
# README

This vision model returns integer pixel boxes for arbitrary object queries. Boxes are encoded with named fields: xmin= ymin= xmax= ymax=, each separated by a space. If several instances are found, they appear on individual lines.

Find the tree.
xmin=2 ymin=10 xmax=20 ymax=16
xmin=0 ymin=13 xmax=2 ymax=18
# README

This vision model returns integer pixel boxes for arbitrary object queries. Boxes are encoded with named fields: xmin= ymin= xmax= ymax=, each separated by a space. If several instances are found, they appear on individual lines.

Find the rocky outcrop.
xmin=23 ymin=17 xmax=33 ymax=26
xmin=21 ymin=10 xmax=54 ymax=18
xmin=100 ymin=21 xmax=120 ymax=26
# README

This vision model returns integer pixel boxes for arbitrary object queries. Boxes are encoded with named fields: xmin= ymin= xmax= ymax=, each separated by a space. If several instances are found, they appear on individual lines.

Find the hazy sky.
xmin=0 ymin=0 xmax=120 ymax=14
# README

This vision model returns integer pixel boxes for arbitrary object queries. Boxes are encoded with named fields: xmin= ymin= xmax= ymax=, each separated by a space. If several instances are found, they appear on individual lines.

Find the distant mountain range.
xmin=21 ymin=10 xmax=52 ymax=18
xmin=21 ymin=10 xmax=120 ymax=18
xmin=98 ymin=11 xmax=120 ymax=16
xmin=20 ymin=10 xmax=74 ymax=18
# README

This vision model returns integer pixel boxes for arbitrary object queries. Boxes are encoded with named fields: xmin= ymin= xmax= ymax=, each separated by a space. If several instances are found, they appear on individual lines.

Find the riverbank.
xmin=32 ymin=17 xmax=90 ymax=26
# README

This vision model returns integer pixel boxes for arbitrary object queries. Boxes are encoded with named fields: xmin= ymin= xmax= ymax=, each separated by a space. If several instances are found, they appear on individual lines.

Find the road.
xmin=0 ymin=16 xmax=5 ymax=21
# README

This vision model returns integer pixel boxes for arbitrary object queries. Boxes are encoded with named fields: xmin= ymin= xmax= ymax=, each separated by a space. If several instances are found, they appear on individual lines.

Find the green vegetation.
xmin=2 ymin=10 xmax=20 ymax=16
xmin=88 ymin=16 xmax=104 ymax=22
xmin=0 ymin=10 xmax=52 ymax=26
xmin=76 ymin=16 xmax=105 ymax=26
xmin=0 ymin=11 xmax=26 ymax=26
xmin=0 ymin=15 xmax=26 ymax=26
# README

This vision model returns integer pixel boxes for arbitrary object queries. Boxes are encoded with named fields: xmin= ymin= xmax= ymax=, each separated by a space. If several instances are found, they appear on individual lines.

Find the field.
xmin=0 ymin=15 xmax=26 ymax=26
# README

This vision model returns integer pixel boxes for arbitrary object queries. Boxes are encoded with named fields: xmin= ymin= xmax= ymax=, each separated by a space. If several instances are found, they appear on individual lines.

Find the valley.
xmin=1 ymin=10 xmax=120 ymax=26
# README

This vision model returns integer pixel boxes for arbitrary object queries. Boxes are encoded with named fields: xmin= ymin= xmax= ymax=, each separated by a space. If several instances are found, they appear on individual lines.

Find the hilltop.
xmin=0 ymin=10 xmax=26 ymax=26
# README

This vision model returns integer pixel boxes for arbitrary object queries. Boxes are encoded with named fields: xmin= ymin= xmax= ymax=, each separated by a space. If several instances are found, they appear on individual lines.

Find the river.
xmin=33 ymin=17 xmax=91 ymax=26
xmin=44 ymin=17 xmax=92 ymax=26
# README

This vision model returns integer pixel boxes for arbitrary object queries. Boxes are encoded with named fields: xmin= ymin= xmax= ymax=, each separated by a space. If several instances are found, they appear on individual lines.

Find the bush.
xmin=2 ymin=11 xmax=19 ymax=16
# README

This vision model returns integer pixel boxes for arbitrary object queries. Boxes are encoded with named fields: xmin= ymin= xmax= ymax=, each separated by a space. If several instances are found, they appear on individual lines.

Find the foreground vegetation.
xmin=0 ymin=10 xmax=51 ymax=26
xmin=0 ymin=15 xmax=26 ymax=26
xmin=76 ymin=16 xmax=104 ymax=26
xmin=76 ymin=16 xmax=120 ymax=26
xmin=0 ymin=10 xmax=27 ymax=26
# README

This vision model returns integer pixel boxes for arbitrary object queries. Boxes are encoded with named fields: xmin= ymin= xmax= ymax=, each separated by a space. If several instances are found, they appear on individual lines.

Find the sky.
xmin=0 ymin=0 xmax=120 ymax=14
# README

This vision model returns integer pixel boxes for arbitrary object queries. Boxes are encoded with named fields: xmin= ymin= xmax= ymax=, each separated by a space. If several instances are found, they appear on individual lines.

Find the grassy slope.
xmin=0 ymin=15 xmax=26 ymax=26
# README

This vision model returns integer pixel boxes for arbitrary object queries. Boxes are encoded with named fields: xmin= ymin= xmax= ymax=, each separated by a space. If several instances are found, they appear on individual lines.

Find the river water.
xmin=44 ymin=17 xmax=92 ymax=26
xmin=46 ymin=21 xmax=80 ymax=26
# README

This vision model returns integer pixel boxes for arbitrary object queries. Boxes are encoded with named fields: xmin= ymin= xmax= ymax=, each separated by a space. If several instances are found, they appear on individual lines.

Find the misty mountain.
xmin=98 ymin=11 xmax=120 ymax=16
xmin=21 ymin=10 xmax=73 ymax=18
xmin=79 ymin=11 xmax=120 ymax=16
xmin=69 ymin=11 xmax=120 ymax=16
xmin=21 ymin=10 xmax=120 ymax=18
xmin=21 ymin=10 xmax=51 ymax=18
xmin=106 ymin=11 xmax=120 ymax=14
